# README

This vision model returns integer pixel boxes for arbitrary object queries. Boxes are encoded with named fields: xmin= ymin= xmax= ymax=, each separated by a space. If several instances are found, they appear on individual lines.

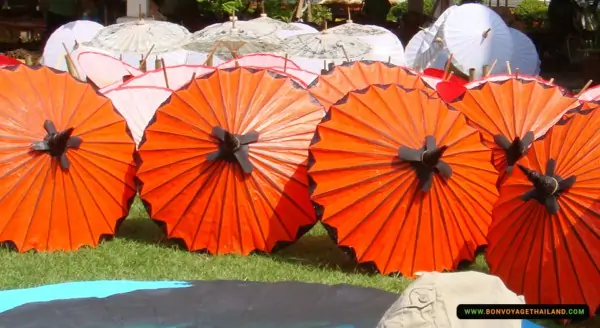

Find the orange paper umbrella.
xmin=448 ymin=77 xmax=579 ymax=186
xmin=0 ymin=65 xmax=136 ymax=252
xmin=308 ymin=84 xmax=499 ymax=277
xmin=136 ymin=67 xmax=323 ymax=255
xmin=308 ymin=60 xmax=433 ymax=110
xmin=487 ymin=105 xmax=600 ymax=313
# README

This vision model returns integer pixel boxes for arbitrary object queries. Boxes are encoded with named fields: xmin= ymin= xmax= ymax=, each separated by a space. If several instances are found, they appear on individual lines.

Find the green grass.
xmin=0 ymin=198 xmax=596 ymax=328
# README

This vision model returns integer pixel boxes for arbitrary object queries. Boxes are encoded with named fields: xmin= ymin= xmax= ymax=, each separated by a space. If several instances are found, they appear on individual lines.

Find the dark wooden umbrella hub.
xmin=206 ymin=126 xmax=259 ymax=174
xmin=31 ymin=120 xmax=82 ymax=170
xmin=518 ymin=159 xmax=576 ymax=215
xmin=493 ymin=131 xmax=535 ymax=173
xmin=398 ymin=135 xmax=453 ymax=192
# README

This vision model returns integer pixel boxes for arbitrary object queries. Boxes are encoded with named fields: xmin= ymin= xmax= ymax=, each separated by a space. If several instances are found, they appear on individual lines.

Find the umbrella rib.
xmin=0 ymin=156 xmax=46 ymax=238
xmin=488 ymin=83 xmax=516 ymax=138
xmin=43 ymin=68 xmax=56 ymax=126
xmin=516 ymin=205 xmax=546 ymax=296
xmin=215 ymin=164 xmax=232 ymax=254
xmin=309 ymin=161 xmax=402 ymax=176
xmin=536 ymin=207 xmax=548 ymax=304
xmin=354 ymin=87 xmax=413 ymax=146
xmin=64 ymin=87 xmax=107 ymax=131
xmin=45 ymin=167 xmax=58 ymax=250
xmin=314 ymin=164 xmax=404 ymax=200
xmin=73 ymin=120 xmax=130 ymax=140
xmin=68 ymin=158 xmax=108 ymax=242
xmin=464 ymin=90 xmax=510 ymax=140
xmin=172 ymin=162 xmax=223 ymax=242
xmin=557 ymin=121 xmax=600 ymax=175
xmin=489 ymin=205 xmax=539 ymax=275
xmin=430 ymin=180 xmax=456 ymax=270
xmin=250 ymin=159 xmax=313 ymax=235
xmin=313 ymin=76 xmax=351 ymax=102
xmin=216 ymin=70 xmax=231 ymax=132
xmin=171 ymin=89 xmax=218 ymax=133
xmin=382 ymin=185 xmax=421 ymax=274
xmin=139 ymin=146 xmax=215 ymax=152
xmin=547 ymin=212 xmax=564 ymax=304
xmin=243 ymin=78 xmax=301 ymax=134
xmin=240 ymin=175 xmax=268 ymax=251
xmin=232 ymin=70 xmax=262 ymax=134
xmin=20 ymin=161 xmax=52 ymax=251
xmin=317 ymin=120 xmax=397 ymax=151
xmin=330 ymin=168 xmax=409 ymax=241
xmin=140 ymin=153 xmax=213 ymax=193
xmin=0 ymin=151 xmax=42 ymax=178
xmin=69 ymin=152 xmax=136 ymax=206
xmin=394 ymin=88 xmax=423 ymax=147
xmin=75 ymin=147 xmax=138 ymax=170
xmin=145 ymin=128 xmax=214 ymax=144
xmin=553 ymin=202 xmax=590 ymax=306
xmin=441 ymin=173 xmax=495 ymax=233
xmin=562 ymin=196 xmax=600 ymax=268
xmin=0 ymin=71 xmax=47 ymax=126
xmin=410 ymin=188 xmax=426 ymax=275
xmin=435 ymin=177 xmax=483 ymax=257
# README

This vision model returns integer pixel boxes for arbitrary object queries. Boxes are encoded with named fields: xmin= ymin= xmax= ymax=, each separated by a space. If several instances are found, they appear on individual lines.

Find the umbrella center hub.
xmin=207 ymin=126 xmax=260 ymax=174
xmin=518 ymin=159 xmax=576 ymax=215
xmin=397 ymin=136 xmax=453 ymax=192
xmin=421 ymin=149 xmax=442 ymax=167
xmin=31 ymin=120 xmax=82 ymax=170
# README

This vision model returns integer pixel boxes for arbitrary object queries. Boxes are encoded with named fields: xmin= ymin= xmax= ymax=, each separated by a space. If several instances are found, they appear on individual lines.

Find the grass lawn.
xmin=0 ymin=197 xmax=596 ymax=328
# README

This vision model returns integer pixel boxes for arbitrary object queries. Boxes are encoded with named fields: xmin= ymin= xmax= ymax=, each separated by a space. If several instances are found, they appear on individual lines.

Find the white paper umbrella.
xmin=284 ymin=31 xmax=373 ymax=74
xmin=113 ymin=65 xmax=215 ymax=91
xmin=77 ymin=51 xmax=143 ymax=88
xmin=83 ymin=19 xmax=191 ymax=54
xmin=443 ymin=3 xmax=513 ymax=78
xmin=103 ymin=86 xmax=172 ymax=147
xmin=184 ymin=29 xmax=283 ymax=59
xmin=251 ymin=13 xmax=301 ymax=30
xmin=404 ymin=29 xmax=444 ymax=70
xmin=579 ymin=86 xmax=600 ymax=101
xmin=42 ymin=20 xmax=103 ymax=74
xmin=277 ymin=22 xmax=319 ymax=39
xmin=217 ymin=53 xmax=300 ymax=69
xmin=329 ymin=20 xmax=406 ymax=65
xmin=430 ymin=5 xmax=456 ymax=36
xmin=284 ymin=31 xmax=372 ymax=59
xmin=508 ymin=28 xmax=540 ymax=76
xmin=192 ymin=18 xmax=278 ymax=40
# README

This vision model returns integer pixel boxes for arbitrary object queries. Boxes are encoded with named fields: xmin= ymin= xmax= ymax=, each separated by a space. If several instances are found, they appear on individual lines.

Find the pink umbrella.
xmin=103 ymin=65 xmax=215 ymax=92
xmin=103 ymin=86 xmax=172 ymax=147
xmin=77 ymin=51 xmax=142 ymax=88
xmin=217 ymin=53 xmax=300 ymax=69
xmin=269 ymin=67 xmax=318 ymax=87
xmin=578 ymin=85 xmax=600 ymax=101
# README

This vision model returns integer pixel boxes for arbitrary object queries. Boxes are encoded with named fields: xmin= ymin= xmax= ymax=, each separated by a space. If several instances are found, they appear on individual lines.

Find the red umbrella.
xmin=487 ymin=105 xmax=600 ymax=313
xmin=0 ymin=55 xmax=22 ymax=67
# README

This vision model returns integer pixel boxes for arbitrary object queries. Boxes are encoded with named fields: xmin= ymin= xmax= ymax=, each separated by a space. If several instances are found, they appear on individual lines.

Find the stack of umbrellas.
xmin=405 ymin=3 xmax=540 ymax=78
xmin=0 ymin=58 xmax=597 ymax=319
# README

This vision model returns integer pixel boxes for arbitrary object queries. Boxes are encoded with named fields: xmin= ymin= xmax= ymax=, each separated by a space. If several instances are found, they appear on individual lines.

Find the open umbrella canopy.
xmin=103 ymin=86 xmax=172 ymax=147
xmin=217 ymin=53 xmax=300 ymax=70
xmin=0 ymin=66 xmax=136 ymax=252
xmin=42 ymin=20 xmax=103 ymax=73
xmin=184 ymin=28 xmax=283 ymax=60
xmin=448 ymin=77 xmax=578 ymax=186
xmin=251 ymin=13 xmax=302 ymax=31
xmin=508 ymin=28 xmax=540 ymax=76
xmin=308 ymin=60 xmax=433 ymax=110
xmin=404 ymin=29 xmax=445 ymax=71
xmin=283 ymin=30 xmax=373 ymax=74
xmin=487 ymin=106 xmax=600 ymax=312
xmin=136 ymin=67 xmax=323 ymax=255
xmin=77 ymin=51 xmax=143 ymax=89
xmin=443 ymin=3 xmax=513 ymax=77
xmin=328 ymin=20 xmax=406 ymax=66
xmin=193 ymin=17 xmax=278 ymax=40
xmin=83 ymin=19 xmax=191 ymax=54
xmin=308 ymin=84 xmax=499 ymax=277
xmin=104 ymin=65 xmax=215 ymax=91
